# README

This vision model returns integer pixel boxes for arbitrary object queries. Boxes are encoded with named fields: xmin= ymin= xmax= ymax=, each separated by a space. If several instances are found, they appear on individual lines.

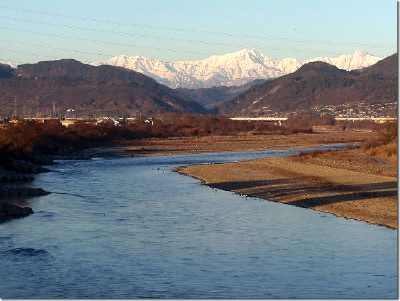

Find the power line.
xmin=1 ymin=23 xmax=367 ymax=61
xmin=0 ymin=3 xmax=394 ymax=70
xmin=0 ymin=36 xmax=353 ymax=71
xmin=0 ymin=4 xmax=395 ymax=49
xmin=1 ymin=39 xmax=116 ymax=58
xmin=0 ymin=48 xmax=61 ymax=60
xmin=0 ymin=25 xmax=212 ymax=57
xmin=0 ymin=57 xmax=24 ymax=65
xmin=0 ymin=4 xmax=393 ymax=89
xmin=0 ymin=15 xmax=394 ymax=50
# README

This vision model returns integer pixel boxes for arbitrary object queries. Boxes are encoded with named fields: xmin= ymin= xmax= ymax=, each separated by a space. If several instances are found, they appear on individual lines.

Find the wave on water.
xmin=4 ymin=247 xmax=49 ymax=257
xmin=51 ymin=191 xmax=87 ymax=198
xmin=36 ymin=211 xmax=56 ymax=219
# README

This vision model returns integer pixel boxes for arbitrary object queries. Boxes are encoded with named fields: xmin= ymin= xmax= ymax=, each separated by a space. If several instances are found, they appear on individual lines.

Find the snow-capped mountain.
xmin=92 ymin=49 xmax=383 ymax=89
xmin=0 ymin=60 xmax=17 ymax=68
xmin=303 ymin=50 xmax=382 ymax=71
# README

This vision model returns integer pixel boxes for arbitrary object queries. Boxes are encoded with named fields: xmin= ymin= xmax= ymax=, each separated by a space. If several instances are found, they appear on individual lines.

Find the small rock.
xmin=0 ymin=202 xmax=33 ymax=217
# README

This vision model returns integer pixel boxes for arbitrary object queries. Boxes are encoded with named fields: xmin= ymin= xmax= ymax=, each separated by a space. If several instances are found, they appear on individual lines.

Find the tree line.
xmin=0 ymin=113 xmax=395 ymax=161
xmin=0 ymin=114 xmax=286 ymax=158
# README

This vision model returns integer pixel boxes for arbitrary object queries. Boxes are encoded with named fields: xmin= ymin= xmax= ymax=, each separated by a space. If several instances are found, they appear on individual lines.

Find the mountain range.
xmin=92 ymin=49 xmax=383 ymax=88
xmin=218 ymin=53 xmax=397 ymax=117
xmin=0 ymin=52 xmax=395 ymax=118
xmin=0 ymin=60 xmax=207 ymax=117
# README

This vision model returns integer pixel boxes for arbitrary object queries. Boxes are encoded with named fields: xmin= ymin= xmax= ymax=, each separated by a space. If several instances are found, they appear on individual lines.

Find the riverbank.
xmin=177 ymin=148 xmax=397 ymax=229
xmin=113 ymin=130 xmax=397 ymax=229
xmin=2 ymin=130 xmax=394 ymax=226
xmin=0 ymin=160 xmax=52 ymax=219
xmin=93 ymin=130 xmax=375 ymax=157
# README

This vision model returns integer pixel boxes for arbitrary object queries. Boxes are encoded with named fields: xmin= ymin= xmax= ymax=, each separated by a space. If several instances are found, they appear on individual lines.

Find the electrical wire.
xmin=0 ymin=3 xmax=393 ymax=88
xmin=0 ymin=24 xmax=356 ymax=59
xmin=0 ymin=4 xmax=395 ymax=48
xmin=0 ymin=15 xmax=394 ymax=51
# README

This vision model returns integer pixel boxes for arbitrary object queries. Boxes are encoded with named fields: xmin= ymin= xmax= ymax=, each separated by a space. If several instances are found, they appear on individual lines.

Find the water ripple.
xmin=4 ymin=247 xmax=49 ymax=257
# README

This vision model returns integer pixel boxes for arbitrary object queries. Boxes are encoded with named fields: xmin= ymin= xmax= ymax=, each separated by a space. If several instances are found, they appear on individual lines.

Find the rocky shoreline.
xmin=0 ymin=147 xmax=108 ymax=220
xmin=0 ymin=156 xmax=53 ymax=220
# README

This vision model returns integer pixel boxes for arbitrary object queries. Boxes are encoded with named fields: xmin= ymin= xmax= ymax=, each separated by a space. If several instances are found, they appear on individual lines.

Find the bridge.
xmin=334 ymin=117 xmax=397 ymax=123
xmin=230 ymin=117 xmax=397 ymax=123
xmin=230 ymin=117 xmax=288 ymax=121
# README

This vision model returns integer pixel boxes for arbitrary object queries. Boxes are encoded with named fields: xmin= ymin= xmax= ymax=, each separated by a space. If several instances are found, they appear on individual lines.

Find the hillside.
xmin=176 ymin=79 xmax=266 ymax=109
xmin=0 ymin=59 xmax=208 ymax=117
xmin=0 ymin=64 xmax=15 ymax=78
xmin=218 ymin=53 xmax=398 ymax=117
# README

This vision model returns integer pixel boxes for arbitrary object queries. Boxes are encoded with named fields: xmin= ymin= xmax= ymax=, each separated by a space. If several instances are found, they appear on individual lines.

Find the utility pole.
xmin=13 ymin=97 xmax=18 ymax=118
xmin=35 ymin=96 xmax=40 ymax=118
xmin=52 ymin=101 xmax=56 ymax=118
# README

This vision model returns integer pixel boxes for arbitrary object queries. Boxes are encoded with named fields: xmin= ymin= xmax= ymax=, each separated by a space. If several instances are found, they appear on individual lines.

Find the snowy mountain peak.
xmin=353 ymin=50 xmax=371 ymax=56
xmin=231 ymin=48 xmax=262 ymax=57
xmin=304 ymin=50 xmax=382 ymax=71
xmin=0 ymin=61 xmax=17 ymax=68
xmin=91 ymin=49 xmax=383 ymax=88
xmin=209 ymin=49 xmax=267 ymax=64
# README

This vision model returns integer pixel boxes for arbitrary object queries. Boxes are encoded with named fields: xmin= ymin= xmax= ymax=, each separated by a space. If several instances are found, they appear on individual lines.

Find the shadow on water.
xmin=291 ymin=182 xmax=397 ymax=208
xmin=0 ymin=198 xmax=33 ymax=224
xmin=0 ymin=215 xmax=30 ymax=224
xmin=3 ymin=247 xmax=49 ymax=257
xmin=207 ymin=179 xmax=397 ymax=208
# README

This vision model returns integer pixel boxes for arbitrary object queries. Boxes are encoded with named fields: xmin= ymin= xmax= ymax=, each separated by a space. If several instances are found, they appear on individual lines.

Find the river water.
xmin=0 ymin=145 xmax=397 ymax=298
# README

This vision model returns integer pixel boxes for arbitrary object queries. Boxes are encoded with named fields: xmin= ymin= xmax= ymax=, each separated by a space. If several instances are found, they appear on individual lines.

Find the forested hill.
xmin=176 ymin=79 xmax=266 ymax=109
xmin=218 ymin=53 xmax=398 ymax=117
xmin=0 ymin=59 xmax=208 ymax=117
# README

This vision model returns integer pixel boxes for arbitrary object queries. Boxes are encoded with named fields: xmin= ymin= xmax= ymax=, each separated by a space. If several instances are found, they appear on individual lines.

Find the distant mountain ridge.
xmin=92 ymin=49 xmax=383 ymax=88
xmin=218 ymin=53 xmax=398 ymax=117
xmin=0 ymin=60 xmax=208 ymax=117
xmin=176 ymin=79 xmax=266 ymax=109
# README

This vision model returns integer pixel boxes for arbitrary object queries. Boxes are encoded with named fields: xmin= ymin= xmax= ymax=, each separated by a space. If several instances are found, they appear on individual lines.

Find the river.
xmin=0 ymin=145 xmax=397 ymax=298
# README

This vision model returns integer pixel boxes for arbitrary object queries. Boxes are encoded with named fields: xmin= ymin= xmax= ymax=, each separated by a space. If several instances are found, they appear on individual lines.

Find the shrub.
xmin=283 ymin=115 xmax=314 ymax=133
xmin=361 ymin=121 xmax=398 ymax=162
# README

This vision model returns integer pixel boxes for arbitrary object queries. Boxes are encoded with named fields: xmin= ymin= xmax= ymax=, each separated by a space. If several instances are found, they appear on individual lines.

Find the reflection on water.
xmin=0 ymin=146 xmax=397 ymax=298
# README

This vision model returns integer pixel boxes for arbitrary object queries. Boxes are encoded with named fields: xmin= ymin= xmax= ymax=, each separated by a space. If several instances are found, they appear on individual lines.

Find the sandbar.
xmin=177 ymin=149 xmax=397 ymax=229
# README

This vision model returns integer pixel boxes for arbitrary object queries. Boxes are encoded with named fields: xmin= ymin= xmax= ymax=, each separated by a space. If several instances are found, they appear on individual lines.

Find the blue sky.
xmin=0 ymin=0 xmax=397 ymax=65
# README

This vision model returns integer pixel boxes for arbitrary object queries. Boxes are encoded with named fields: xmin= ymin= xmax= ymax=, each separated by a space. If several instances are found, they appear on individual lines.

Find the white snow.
xmin=303 ymin=50 xmax=382 ymax=71
xmin=91 ymin=49 xmax=383 ymax=89
xmin=0 ymin=61 xmax=17 ymax=68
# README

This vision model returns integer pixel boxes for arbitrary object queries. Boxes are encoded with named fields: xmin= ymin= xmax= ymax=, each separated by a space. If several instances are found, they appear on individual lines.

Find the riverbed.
xmin=0 ymin=146 xmax=397 ymax=298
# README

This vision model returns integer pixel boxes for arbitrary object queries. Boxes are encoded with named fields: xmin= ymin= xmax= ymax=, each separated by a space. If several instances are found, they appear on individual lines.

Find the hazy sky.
xmin=0 ymin=0 xmax=397 ymax=65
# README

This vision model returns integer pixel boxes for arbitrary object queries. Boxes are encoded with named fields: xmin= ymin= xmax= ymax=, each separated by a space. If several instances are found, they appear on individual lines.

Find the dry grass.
xmin=114 ymin=130 xmax=375 ymax=157
xmin=361 ymin=139 xmax=397 ymax=164
xmin=360 ymin=122 xmax=397 ymax=164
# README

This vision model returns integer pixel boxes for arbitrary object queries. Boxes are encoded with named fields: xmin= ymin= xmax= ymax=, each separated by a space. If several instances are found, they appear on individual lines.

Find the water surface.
xmin=0 ymin=145 xmax=397 ymax=298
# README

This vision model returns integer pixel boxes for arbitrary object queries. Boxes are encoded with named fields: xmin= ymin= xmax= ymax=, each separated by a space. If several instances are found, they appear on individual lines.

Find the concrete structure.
xmin=230 ymin=117 xmax=397 ymax=123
